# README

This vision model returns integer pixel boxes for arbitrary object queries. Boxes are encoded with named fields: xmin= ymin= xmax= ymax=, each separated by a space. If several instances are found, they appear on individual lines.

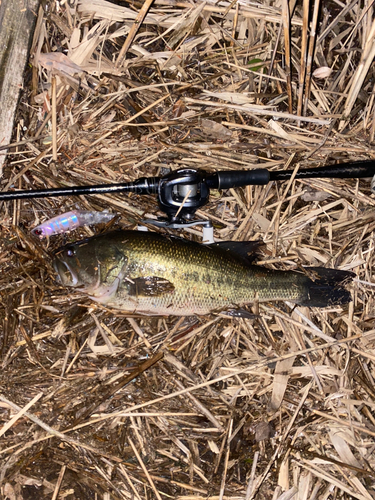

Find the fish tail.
xmin=297 ymin=268 xmax=355 ymax=307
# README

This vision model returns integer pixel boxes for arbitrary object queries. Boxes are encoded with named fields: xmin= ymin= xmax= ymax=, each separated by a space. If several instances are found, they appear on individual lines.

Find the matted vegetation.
xmin=0 ymin=0 xmax=375 ymax=498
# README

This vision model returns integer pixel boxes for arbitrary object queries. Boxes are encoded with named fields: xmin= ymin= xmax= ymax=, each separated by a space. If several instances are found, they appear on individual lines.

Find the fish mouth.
xmin=53 ymin=257 xmax=79 ymax=286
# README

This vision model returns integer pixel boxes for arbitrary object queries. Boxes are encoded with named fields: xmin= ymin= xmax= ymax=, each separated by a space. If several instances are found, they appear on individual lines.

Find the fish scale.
xmin=53 ymin=230 xmax=354 ymax=316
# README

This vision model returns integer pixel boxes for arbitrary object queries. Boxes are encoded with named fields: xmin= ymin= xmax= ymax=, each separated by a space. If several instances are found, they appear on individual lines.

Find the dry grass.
xmin=1 ymin=0 xmax=375 ymax=498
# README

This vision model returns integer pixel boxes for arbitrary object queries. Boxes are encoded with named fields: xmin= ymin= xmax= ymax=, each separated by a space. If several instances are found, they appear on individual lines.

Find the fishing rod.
xmin=1 ymin=159 xmax=374 ymax=230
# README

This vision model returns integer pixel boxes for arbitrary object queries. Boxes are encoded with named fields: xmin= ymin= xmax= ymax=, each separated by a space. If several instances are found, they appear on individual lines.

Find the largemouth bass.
xmin=53 ymin=230 xmax=354 ymax=316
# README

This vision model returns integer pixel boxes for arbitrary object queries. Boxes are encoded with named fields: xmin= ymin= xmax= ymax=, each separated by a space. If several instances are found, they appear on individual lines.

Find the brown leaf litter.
xmin=0 ymin=0 xmax=375 ymax=499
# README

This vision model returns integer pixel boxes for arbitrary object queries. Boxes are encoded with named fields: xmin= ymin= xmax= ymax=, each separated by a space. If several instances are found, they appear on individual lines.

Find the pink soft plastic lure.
xmin=31 ymin=210 xmax=116 ymax=238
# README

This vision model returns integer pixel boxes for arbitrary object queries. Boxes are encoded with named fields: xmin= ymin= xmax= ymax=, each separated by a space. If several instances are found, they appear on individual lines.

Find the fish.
xmin=52 ymin=230 xmax=354 ymax=316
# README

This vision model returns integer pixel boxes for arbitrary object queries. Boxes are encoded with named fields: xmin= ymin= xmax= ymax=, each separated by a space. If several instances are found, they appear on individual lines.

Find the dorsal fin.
xmin=208 ymin=240 xmax=264 ymax=264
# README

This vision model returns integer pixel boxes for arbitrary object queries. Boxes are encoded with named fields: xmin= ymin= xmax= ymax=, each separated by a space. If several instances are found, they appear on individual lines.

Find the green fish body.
xmin=53 ymin=230 xmax=353 ymax=316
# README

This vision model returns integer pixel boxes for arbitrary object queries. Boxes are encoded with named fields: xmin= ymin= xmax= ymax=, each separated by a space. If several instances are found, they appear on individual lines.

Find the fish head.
xmin=53 ymin=235 xmax=128 ymax=296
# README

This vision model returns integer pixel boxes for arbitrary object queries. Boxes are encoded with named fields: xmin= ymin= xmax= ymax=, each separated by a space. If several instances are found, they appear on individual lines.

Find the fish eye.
xmin=66 ymin=247 xmax=76 ymax=257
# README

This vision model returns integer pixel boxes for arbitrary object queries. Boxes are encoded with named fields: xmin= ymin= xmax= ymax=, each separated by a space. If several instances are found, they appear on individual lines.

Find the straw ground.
xmin=0 ymin=0 xmax=374 ymax=498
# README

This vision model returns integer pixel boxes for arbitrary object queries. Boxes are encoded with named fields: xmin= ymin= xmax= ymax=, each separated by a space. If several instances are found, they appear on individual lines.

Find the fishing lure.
xmin=31 ymin=210 xmax=116 ymax=238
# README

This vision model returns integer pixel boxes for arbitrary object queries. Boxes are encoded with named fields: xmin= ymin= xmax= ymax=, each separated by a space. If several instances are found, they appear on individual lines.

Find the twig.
xmin=303 ymin=0 xmax=321 ymax=114
xmin=128 ymin=437 xmax=163 ymax=500
xmin=51 ymin=75 xmax=57 ymax=161
xmin=282 ymin=0 xmax=293 ymax=113
xmin=297 ymin=0 xmax=309 ymax=116
xmin=116 ymin=0 xmax=156 ymax=67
